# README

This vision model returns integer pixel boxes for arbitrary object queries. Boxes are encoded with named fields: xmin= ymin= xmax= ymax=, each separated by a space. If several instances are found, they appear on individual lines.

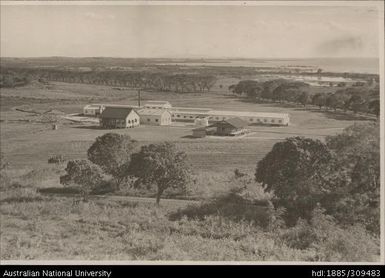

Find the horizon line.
xmin=1 ymin=56 xmax=380 ymax=60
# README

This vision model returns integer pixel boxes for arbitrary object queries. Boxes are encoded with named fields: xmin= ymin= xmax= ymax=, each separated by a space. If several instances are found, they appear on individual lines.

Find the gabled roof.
xmin=212 ymin=117 xmax=248 ymax=129
xmin=100 ymin=107 xmax=136 ymax=119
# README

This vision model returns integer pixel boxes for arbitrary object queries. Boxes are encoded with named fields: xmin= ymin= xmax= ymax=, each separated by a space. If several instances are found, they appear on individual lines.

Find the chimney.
xmin=138 ymin=90 xmax=141 ymax=107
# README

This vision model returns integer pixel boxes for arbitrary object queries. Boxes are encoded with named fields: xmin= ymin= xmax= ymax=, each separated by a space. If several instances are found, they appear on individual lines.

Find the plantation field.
xmin=0 ymin=81 xmax=373 ymax=188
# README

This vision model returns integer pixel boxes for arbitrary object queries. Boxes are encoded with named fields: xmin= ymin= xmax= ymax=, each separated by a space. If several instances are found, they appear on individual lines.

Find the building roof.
xmin=212 ymin=117 xmax=249 ymax=129
xmin=193 ymin=126 xmax=217 ymax=132
xmin=84 ymin=104 xmax=103 ymax=109
xmin=144 ymin=101 xmax=172 ymax=106
xmin=208 ymin=110 xmax=289 ymax=118
xmin=170 ymin=107 xmax=212 ymax=113
xmin=104 ymin=104 xmax=139 ymax=109
xmin=100 ymin=107 xmax=136 ymax=119
xmin=137 ymin=109 xmax=170 ymax=116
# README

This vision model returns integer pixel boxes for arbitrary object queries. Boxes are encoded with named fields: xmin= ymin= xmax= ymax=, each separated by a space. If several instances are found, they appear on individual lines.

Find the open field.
xmin=1 ymin=82 xmax=373 ymax=182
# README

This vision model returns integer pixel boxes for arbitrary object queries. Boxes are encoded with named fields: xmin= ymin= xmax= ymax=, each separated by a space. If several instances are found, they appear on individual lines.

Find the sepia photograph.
xmin=0 ymin=1 xmax=383 ymax=264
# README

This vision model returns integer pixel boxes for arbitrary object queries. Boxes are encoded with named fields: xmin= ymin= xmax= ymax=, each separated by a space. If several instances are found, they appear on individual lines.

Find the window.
xmin=184 ymin=116 xmax=187 ymax=118
xmin=264 ymin=119 xmax=267 ymax=122
xmin=128 ymin=120 xmax=131 ymax=123
xmin=177 ymin=115 xmax=180 ymax=118
xmin=155 ymin=119 xmax=159 ymax=122
xmin=250 ymin=118 xmax=253 ymax=122
xmin=279 ymin=120 xmax=282 ymax=123
xmin=147 ymin=118 xmax=150 ymax=122
xmin=215 ymin=117 xmax=219 ymax=120
xmin=135 ymin=119 xmax=137 ymax=122
xmin=190 ymin=116 xmax=193 ymax=119
xmin=271 ymin=119 xmax=275 ymax=123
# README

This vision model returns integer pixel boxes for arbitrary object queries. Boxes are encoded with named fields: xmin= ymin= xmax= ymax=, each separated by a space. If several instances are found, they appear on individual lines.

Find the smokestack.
xmin=138 ymin=89 xmax=141 ymax=107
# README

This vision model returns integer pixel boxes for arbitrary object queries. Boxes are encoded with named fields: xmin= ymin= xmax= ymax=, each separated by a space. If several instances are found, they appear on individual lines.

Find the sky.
xmin=0 ymin=3 xmax=382 ymax=58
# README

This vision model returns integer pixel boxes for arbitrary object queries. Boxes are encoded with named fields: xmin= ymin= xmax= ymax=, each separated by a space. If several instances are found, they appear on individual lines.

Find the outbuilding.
xmin=137 ymin=109 xmax=172 ymax=126
xmin=211 ymin=117 xmax=248 ymax=136
xmin=100 ymin=107 xmax=140 ymax=129
xmin=83 ymin=104 xmax=105 ymax=117
xmin=194 ymin=116 xmax=210 ymax=127
xmin=192 ymin=126 xmax=217 ymax=138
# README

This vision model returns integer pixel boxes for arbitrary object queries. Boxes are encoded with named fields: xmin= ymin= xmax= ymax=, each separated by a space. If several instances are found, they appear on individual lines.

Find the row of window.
xmin=172 ymin=114 xmax=284 ymax=124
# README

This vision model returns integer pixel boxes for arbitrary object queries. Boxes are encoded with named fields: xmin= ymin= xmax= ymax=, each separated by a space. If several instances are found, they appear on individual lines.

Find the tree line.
xmin=0 ymin=67 xmax=217 ymax=93
xmin=0 ymin=69 xmax=31 ymax=88
xmin=229 ymin=79 xmax=380 ymax=116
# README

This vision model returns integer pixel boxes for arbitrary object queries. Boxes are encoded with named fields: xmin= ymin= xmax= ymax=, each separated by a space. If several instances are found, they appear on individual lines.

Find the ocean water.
xmin=157 ymin=57 xmax=379 ymax=74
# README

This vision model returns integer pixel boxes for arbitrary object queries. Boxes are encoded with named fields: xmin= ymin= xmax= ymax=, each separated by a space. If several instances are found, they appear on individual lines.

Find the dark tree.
xmin=255 ymin=137 xmax=331 ymax=223
xmin=128 ymin=142 xmax=193 ymax=205
xmin=312 ymin=93 xmax=327 ymax=109
xmin=87 ymin=133 xmax=137 ymax=188
xmin=318 ymin=123 xmax=381 ymax=234
xmin=60 ymin=160 xmax=104 ymax=200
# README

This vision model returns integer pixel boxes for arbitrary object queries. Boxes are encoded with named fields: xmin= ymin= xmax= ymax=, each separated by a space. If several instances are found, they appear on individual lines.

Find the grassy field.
xmin=1 ymin=81 xmax=373 ymax=181
xmin=0 ymin=81 xmax=379 ymax=261
xmin=0 ymin=191 xmax=379 ymax=261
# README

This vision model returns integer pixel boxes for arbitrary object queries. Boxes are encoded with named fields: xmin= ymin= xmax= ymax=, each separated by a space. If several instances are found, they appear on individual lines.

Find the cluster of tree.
xmin=60 ymin=133 xmax=193 ymax=204
xmin=255 ymin=122 xmax=380 ymax=235
xmin=313 ymin=87 xmax=380 ymax=116
xmin=0 ymin=70 xmax=31 ymax=88
xmin=229 ymin=79 xmax=380 ymax=116
xmin=2 ymin=67 xmax=217 ymax=93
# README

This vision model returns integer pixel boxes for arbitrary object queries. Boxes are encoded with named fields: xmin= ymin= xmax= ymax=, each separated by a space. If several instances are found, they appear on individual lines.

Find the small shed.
xmin=211 ymin=117 xmax=248 ymax=136
xmin=192 ymin=126 xmax=217 ymax=138
xmin=137 ymin=109 xmax=172 ymax=126
xmin=83 ymin=104 xmax=105 ymax=117
xmin=194 ymin=116 xmax=209 ymax=127
xmin=100 ymin=107 xmax=140 ymax=129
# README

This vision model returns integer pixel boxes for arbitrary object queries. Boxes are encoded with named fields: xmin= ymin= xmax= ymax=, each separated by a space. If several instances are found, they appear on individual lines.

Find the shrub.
xmin=280 ymin=206 xmax=379 ymax=261
xmin=60 ymin=160 xmax=105 ymax=200
xmin=48 ymin=155 xmax=65 ymax=164
xmin=170 ymin=185 xmax=283 ymax=230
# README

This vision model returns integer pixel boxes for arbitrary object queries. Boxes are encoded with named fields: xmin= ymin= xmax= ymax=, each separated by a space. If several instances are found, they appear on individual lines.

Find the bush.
xmin=60 ymin=160 xmax=105 ymax=199
xmin=170 ymin=185 xmax=284 ymax=230
xmin=48 ymin=155 xmax=65 ymax=164
xmin=0 ymin=185 xmax=43 ymax=203
xmin=280 ymin=206 xmax=379 ymax=261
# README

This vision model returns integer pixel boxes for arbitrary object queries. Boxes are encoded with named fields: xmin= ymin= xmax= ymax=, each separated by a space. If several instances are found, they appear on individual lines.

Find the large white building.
xmin=137 ymin=109 xmax=172 ymax=126
xmin=100 ymin=107 xmax=140 ymax=129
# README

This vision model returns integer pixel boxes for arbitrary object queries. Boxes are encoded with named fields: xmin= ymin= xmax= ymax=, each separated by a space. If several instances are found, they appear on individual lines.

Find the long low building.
xmin=207 ymin=110 xmax=290 ymax=126
xmin=169 ymin=107 xmax=212 ymax=122
xmin=168 ymin=106 xmax=289 ymax=126
xmin=85 ymin=101 xmax=290 ymax=126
